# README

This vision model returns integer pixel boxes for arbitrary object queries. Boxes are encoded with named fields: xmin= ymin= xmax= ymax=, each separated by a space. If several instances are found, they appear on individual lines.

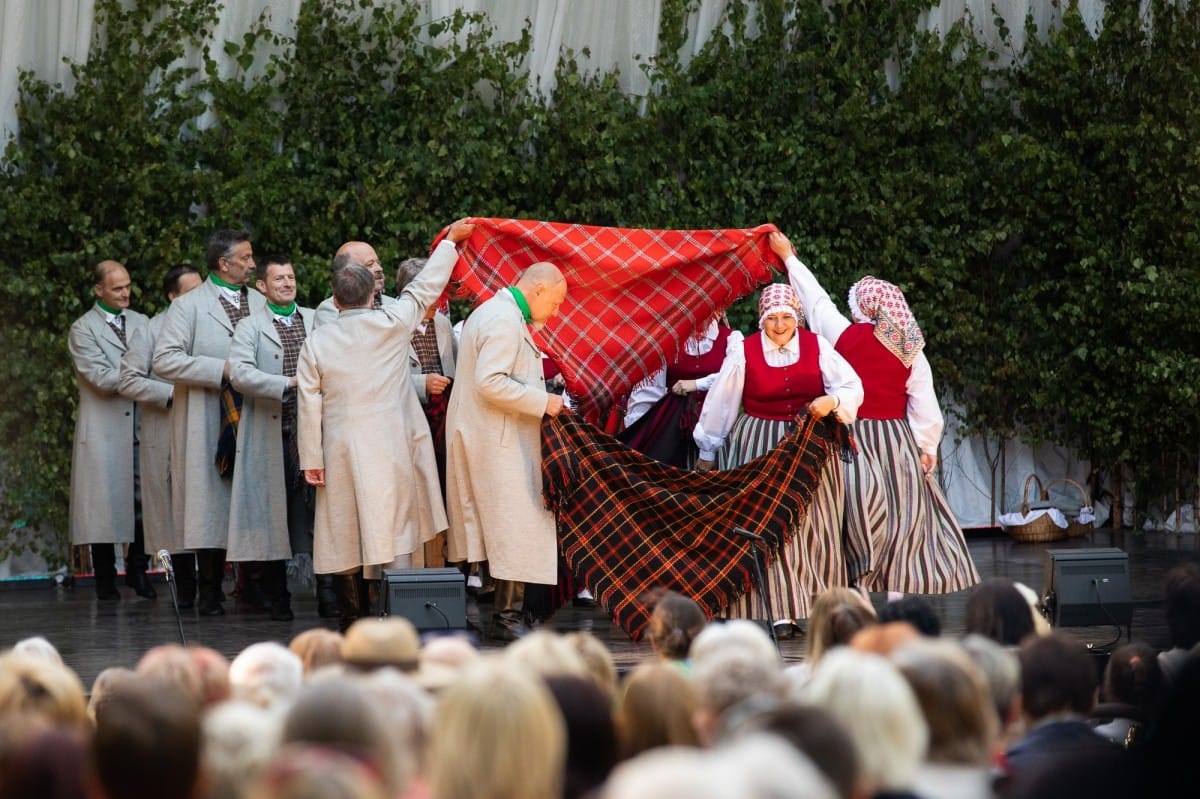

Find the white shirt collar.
xmin=760 ymin=330 xmax=799 ymax=355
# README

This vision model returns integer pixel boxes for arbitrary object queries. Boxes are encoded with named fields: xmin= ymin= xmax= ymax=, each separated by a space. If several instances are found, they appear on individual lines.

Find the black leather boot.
xmin=173 ymin=552 xmax=197 ymax=610
xmin=316 ymin=574 xmax=340 ymax=619
xmin=123 ymin=522 xmax=156 ymax=599
xmin=264 ymin=560 xmax=293 ymax=621
xmin=197 ymin=549 xmax=226 ymax=616
xmin=91 ymin=544 xmax=119 ymax=600
xmin=333 ymin=574 xmax=362 ymax=633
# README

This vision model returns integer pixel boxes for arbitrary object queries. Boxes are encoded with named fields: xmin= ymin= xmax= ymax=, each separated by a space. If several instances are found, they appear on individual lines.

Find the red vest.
xmin=667 ymin=325 xmax=732 ymax=383
xmin=836 ymin=323 xmax=909 ymax=420
xmin=741 ymin=330 xmax=824 ymax=421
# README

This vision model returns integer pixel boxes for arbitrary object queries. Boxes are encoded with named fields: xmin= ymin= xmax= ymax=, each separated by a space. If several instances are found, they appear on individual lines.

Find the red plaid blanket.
xmin=541 ymin=411 xmax=852 ymax=641
xmin=442 ymin=219 xmax=780 ymax=424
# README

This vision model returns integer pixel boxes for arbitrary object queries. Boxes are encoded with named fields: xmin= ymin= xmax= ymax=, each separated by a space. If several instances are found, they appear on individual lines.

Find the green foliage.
xmin=2 ymin=0 xmax=1199 ymax=565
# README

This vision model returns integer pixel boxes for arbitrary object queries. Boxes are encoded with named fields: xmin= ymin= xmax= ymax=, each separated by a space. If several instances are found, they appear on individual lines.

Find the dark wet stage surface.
xmin=2 ymin=528 xmax=1195 ymax=689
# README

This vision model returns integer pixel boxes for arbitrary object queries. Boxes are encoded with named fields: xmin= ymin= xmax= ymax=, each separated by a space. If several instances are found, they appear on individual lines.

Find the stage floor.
xmin=1 ymin=528 xmax=1195 ymax=690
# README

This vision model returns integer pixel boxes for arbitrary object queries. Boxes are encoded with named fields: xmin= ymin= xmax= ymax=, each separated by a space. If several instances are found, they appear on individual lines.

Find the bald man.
xmin=311 ymin=240 xmax=398 ymax=327
xmin=69 ymin=260 xmax=155 ymax=600
xmin=444 ymin=261 xmax=568 ymax=641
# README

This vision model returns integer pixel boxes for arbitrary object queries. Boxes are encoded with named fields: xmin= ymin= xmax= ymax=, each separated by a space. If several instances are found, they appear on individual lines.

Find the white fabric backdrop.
xmin=1 ymin=0 xmax=1136 ymax=536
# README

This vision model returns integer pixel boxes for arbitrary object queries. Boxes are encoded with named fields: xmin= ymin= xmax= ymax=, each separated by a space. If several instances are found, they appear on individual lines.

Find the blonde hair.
xmin=806 ymin=587 xmax=877 ymax=664
xmin=565 ymin=631 xmax=619 ymax=700
xmin=501 ymin=630 xmax=590 ymax=680
xmin=429 ymin=661 xmax=565 ymax=799
xmin=0 ymin=652 xmax=88 ymax=728
xmin=615 ymin=661 xmax=700 ymax=760
xmin=288 ymin=628 xmax=345 ymax=675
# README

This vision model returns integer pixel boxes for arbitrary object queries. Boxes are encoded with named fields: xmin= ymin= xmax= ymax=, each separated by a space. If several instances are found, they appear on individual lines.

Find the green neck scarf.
xmin=268 ymin=301 xmax=297 ymax=316
xmin=507 ymin=286 xmax=532 ymax=323
xmin=96 ymin=301 xmax=122 ymax=316
xmin=209 ymin=273 xmax=242 ymax=291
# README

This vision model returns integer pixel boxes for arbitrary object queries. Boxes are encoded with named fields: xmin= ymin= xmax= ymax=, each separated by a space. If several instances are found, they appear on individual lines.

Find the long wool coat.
xmin=152 ymin=280 xmax=266 ymax=550
xmin=117 ymin=312 xmax=176 ymax=555
xmin=409 ymin=310 xmax=457 ymax=402
xmin=68 ymin=305 xmax=150 ymax=546
xmin=226 ymin=306 xmax=314 ymax=562
xmin=445 ymin=291 xmax=558 ymax=585
xmin=296 ymin=241 xmax=456 ymax=574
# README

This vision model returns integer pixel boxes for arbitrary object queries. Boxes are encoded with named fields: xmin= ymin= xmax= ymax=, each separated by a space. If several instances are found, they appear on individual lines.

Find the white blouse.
xmin=785 ymin=254 xmax=945 ymax=458
xmin=693 ymin=327 xmax=863 ymax=461
xmin=624 ymin=320 xmax=722 ymax=427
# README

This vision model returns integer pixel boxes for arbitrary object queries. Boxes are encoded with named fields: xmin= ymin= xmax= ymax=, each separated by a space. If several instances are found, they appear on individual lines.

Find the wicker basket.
xmin=1044 ymin=477 xmax=1094 ymax=538
xmin=1003 ymin=474 xmax=1067 ymax=543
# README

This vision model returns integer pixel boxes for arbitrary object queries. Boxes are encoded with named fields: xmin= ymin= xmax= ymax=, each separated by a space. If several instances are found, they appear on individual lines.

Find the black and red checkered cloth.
xmin=442 ymin=218 xmax=781 ymax=425
xmin=542 ymin=410 xmax=853 ymax=641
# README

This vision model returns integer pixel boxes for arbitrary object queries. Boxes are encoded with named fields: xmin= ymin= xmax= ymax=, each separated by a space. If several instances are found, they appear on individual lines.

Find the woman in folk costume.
xmin=620 ymin=311 xmax=734 ymax=468
xmin=772 ymin=231 xmax=980 ymax=599
xmin=693 ymin=283 xmax=865 ymax=635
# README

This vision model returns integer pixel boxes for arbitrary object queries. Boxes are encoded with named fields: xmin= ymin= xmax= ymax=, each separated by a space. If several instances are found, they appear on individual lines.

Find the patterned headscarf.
xmin=848 ymin=276 xmax=924 ymax=367
xmin=758 ymin=283 xmax=805 ymax=330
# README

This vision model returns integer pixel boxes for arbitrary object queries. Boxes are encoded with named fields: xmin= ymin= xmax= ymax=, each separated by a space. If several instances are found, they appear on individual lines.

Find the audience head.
xmin=601 ymin=746 xmax=747 ymax=799
xmin=288 ymin=628 xmax=345 ymax=676
xmin=1101 ymin=640 xmax=1163 ymax=712
xmin=645 ymin=589 xmax=708 ymax=662
xmin=202 ymin=700 xmax=282 ymax=799
xmin=800 ymin=647 xmax=928 ymax=795
xmin=1018 ymin=631 xmax=1099 ymax=721
xmin=877 ymin=595 xmax=941 ymax=637
xmin=690 ymin=645 xmax=787 ymax=746
xmin=849 ymin=620 xmax=920 ymax=656
xmin=891 ymin=637 xmax=998 ymax=766
xmin=414 ymin=633 xmax=479 ymax=694
xmin=356 ymin=668 xmax=435 ymax=795
xmin=229 ymin=641 xmax=304 ymax=709
xmin=501 ymin=629 xmax=591 ymax=681
xmin=247 ymin=743 xmax=388 ymax=799
xmin=91 ymin=677 xmax=204 ymax=799
xmin=805 ymin=587 xmax=877 ymax=664
xmin=564 ymin=631 xmax=619 ymax=700
xmin=0 ymin=652 xmax=88 ymax=728
xmin=690 ymin=618 xmax=778 ymax=667
xmin=340 ymin=617 xmax=420 ymax=674
xmin=88 ymin=666 xmax=137 ymax=725
xmin=428 ymin=659 xmax=566 ymax=799
xmin=721 ymin=699 xmax=861 ymax=799
xmin=12 ymin=635 xmax=64 ymax=665
xmin=544 ymin=674 xmax=619 ymax=799
xmin=965 ymin=577 xmax=1037 ymax=646
xmin=959 ymin=633 xmax=1023 ymax=742
xmin=190 ymin=645 xmax=233 ymax=706
xmin=1164 ymin=561 xmax=1200 ymax=650
xmin=614 ymin=661 xmax=700 ymax=760
xmin=136 ymin=644 xmax=206 ymax=711
xmin=280 ymin=674 xmax=398 ymax=795
xmin=0 ymin=723 xmax=91 ymax=799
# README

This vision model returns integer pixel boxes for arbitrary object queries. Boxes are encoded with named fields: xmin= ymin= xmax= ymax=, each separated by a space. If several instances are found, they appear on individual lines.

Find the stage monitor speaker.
xmin=383 ymin=568 xmax=466 ymax=631
xmin=1042 ymin=548 xmax=1132 ymax=632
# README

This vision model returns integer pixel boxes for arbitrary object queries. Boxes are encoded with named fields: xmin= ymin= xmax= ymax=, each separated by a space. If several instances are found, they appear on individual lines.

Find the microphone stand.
xmin=158 ymin=550 xmax=187 ymax=646
xmin=732 ymin=527 xmax=780 ymax=655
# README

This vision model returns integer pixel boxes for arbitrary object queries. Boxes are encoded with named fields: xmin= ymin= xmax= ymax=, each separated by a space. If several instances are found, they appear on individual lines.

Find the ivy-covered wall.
xmin=2 ymin=0 xmax=1198 ymax=566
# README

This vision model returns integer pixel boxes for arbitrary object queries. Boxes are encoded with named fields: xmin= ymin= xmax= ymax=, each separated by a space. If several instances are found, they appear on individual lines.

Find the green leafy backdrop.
xmin=2 ymin=0 xmax=1198 ymax=567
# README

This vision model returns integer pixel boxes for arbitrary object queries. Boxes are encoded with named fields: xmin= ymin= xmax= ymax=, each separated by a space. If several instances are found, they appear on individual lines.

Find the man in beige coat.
xmin=154 ymin=229 xmax=266 ymax=616
xmin=118 ymin=265 xmax=202 ymax=606
xmin=299 ymin=219 xmax=474 ymax=630
xmin=228 ymin=256 xmax=324 ymax=622
xmin=69 ymin=260 xmax=155 ymax=600
xmin=445 ymin=261 xmax=568 ymax=641
xmin=312 ymin=240 xmax=398 ymax=327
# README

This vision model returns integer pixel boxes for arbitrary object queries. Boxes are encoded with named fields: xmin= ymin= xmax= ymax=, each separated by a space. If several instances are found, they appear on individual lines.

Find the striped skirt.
xmin=718 ymin=414 xmax=851 ymax=621
xmin=848 ymin=418 xmax=980 ymax=593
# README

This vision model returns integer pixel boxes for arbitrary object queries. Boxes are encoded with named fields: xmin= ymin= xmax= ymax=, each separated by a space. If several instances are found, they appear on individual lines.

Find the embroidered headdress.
xmin=757 ymin=283 xmax=805 ymax=330
xmin=848 ymin=276 xmax=924 ymax=367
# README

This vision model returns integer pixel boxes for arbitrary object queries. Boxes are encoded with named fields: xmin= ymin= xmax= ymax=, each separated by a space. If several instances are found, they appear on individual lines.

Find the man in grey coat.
xmin=228 ymin=255 xmax=336 ymax=621
xmin=299 ymin=219 xmax=474 ymax=630
xmin=69 ymin=260 xmax=156 ymax=600
xmin=445 ymin=260 xmax=568 ymax=641
xmin=154 ymin=229 xmax=266 ymax=616
xmin=118 ymin=265 xmax=203 ymax=606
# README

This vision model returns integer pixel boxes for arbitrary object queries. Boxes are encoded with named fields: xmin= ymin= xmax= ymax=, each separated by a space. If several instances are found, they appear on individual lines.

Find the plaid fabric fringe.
xmin=542 ymin=411 xmax=855 ymax=640
xmin=214 ymin=382 xmax=241 ymax=478
xmin=439 ymin=218 xmax=780 ymax=425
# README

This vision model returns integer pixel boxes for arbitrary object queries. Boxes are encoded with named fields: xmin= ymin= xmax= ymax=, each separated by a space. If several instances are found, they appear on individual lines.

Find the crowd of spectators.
xmin=1 ymin=563 xmax=1198 ymax=799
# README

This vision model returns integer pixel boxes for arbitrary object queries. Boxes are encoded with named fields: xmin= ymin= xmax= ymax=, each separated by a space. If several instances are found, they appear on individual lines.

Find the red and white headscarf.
xmin=848 ymin=276 xmax=924 ymax=367
xmin=758 ymin=282 xmax=805 ymax=330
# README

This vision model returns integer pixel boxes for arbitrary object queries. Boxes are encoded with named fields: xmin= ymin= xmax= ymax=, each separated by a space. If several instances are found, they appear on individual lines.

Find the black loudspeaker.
xmin=383 ymin=568 xmax=466 ymax=631
xmin=1042 ymin=548 xmax=1133 ymax=635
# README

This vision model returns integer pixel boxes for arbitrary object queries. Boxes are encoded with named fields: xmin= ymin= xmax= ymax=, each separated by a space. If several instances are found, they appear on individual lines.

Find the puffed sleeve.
xmin=786 ymin=254 xmax=851 ymax=343
xmin=693 ymin=331 xmax=746 ymax=460
xmin=816 ymin=334 xmax=863 ymax=424
xmin=624 ymin=368 xmax=667 ymax=428
xmin=905 ymin=352 xmax=944 ymax=458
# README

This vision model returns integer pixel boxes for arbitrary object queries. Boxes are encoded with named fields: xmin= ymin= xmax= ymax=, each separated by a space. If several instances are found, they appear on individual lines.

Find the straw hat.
xmin=340 ymin=617 xmax=420 ymax=672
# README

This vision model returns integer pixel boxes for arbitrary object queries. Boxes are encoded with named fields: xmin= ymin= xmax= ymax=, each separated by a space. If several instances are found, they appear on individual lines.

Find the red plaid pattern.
xmin=542 ymin=411 xmax=853 ymax=640
xmin=440 ymin=219 xmax=780 ymax=424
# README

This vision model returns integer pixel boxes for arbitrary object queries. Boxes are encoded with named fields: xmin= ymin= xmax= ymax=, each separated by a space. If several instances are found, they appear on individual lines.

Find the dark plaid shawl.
xmin=542 ymin=411 xmax=853 ymax=640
